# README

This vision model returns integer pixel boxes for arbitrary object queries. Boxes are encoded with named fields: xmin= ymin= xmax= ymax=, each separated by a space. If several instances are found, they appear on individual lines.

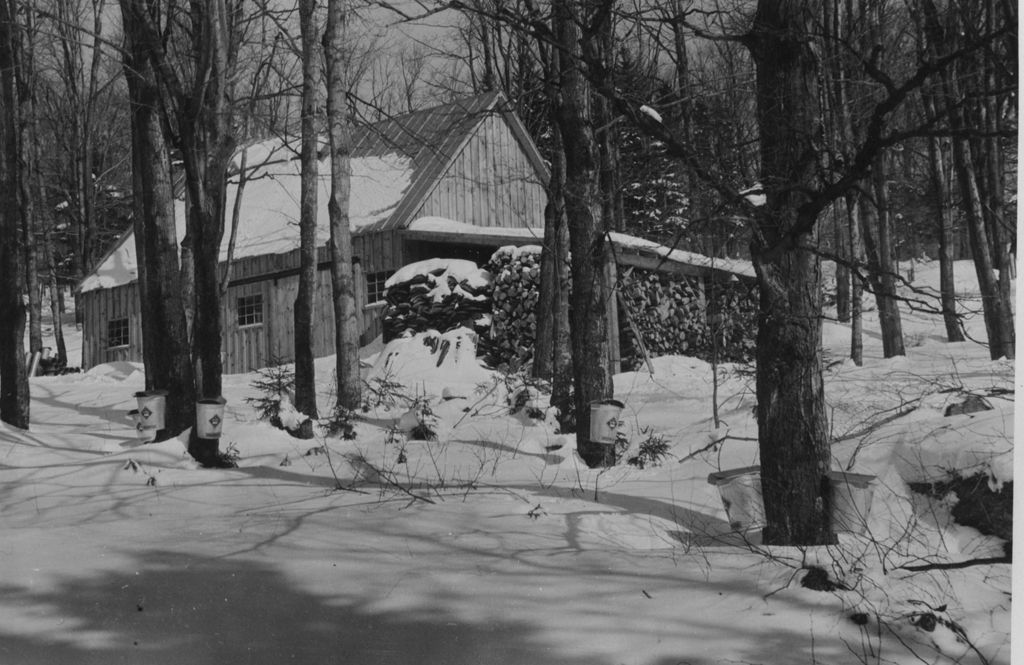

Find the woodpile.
xmin=480 ymin=245 xmax=543 ymax=368
xmin=382 ymin=261 xmax=493 ymax=342
xmin=618 ymin=269 xmax=756 ymax=370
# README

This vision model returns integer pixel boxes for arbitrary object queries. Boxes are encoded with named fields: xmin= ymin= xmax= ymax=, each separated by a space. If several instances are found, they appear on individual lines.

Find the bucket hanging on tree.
xmin=135 ymin=390 xmax=168 ymax=430
xmin=589 ymin=399 xmax=625 ymax=444
xmin=196 ymin=397 xmax=227 ymax=439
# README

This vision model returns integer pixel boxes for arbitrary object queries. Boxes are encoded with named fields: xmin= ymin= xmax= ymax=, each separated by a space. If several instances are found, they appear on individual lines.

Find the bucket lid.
xmin=826 ymin=470 xmax=876 ymax=487
xmin=198 ymin=396 xmax=226 ymax=405
xmin=135 ymin=389 xmax=169 ymax=398
xmin=707 ymin=465 xmax=761 ymax=485
xmin=590 ymin=399 xmax=625 ymax=409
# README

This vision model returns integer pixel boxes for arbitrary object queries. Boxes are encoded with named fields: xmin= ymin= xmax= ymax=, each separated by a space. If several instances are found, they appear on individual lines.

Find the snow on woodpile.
xmin=382 ymin=259 xmax=492 ymax=342
xmin=480 ymin=245 xmax=543 ymax=368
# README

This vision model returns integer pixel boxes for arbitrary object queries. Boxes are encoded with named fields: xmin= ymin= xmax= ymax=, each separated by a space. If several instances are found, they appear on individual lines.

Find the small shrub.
xmin=627 ymin=428 xmax=671 ymax=469
xmin=322 ymin=404 xmax=357 ymax=440
xmin=408 ymin=396 xmax=438 ymax=441
xmin=246 ymin=362 xmax=295 ymax=429
xmin=361 ymin=372 xmax=407 ymax=412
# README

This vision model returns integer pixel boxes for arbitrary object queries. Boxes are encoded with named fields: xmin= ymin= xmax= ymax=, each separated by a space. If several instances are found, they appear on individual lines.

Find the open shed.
xmin=78 ymin=91 xmax=549 ymax=373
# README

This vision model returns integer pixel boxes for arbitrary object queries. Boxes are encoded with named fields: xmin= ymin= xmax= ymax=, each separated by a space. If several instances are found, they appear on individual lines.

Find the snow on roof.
xmin=407 ymin=217 xmax=754 ymax=278
xmin=80 ymin=149 xmax=413 ymax=293
xmin=407 ymin=216 xmax=545 ymax=241
xmin=609 ymin=232 xmax=755 ymax=278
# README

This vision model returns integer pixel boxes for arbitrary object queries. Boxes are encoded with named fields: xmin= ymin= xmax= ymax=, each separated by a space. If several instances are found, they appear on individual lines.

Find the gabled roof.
xmin=346 ymin=89 xmax=548 ymax=233
xmin=79 ymin=92 xmax=548 ymax=293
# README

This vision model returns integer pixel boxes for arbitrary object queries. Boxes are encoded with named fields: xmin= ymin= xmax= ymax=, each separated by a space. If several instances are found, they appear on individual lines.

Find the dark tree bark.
xmin=923 ymin=117 xmax=964 ymax=343
xmin=553 ymin=1 xmax=614 ymax=467
xmin=0 ymin=0 xmax=30 ymax=427
xmin=746 ymin=0 xmax=834 ymax=546
xmin=846 ymin=191 xmax=864 ymax=365
xmin=325 ymin=0 xmax=362 ymax=410
xmin=121 ymin=0 xmax=195 ymax=439
xmin=293 ymin=0 xmax=321 ymax=438
xmin=866 ymin=153 xmax=905 ymax=358
xmin=122 ymin=0 xmax=241 ymax=463
xmin=921 ymin=0 xmax=1014 ymax=359
xmin=533 ymin=31 xmax=573 ymax=430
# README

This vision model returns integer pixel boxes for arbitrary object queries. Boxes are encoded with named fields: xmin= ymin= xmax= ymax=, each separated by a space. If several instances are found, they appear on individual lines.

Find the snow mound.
xmin=365 ymin=327 xmax=494 ymax=401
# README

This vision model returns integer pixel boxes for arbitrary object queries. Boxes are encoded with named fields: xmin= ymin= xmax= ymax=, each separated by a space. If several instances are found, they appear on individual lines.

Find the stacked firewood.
xmin=480 ymin=245 xmax=543 ymax=367
xmin=382 ymin=263 xmax=493 ymax=343
xmin=618 ymin=269 xmax=757 ymax=369
xmin=618 ymin=271 xmax=707 ymax=368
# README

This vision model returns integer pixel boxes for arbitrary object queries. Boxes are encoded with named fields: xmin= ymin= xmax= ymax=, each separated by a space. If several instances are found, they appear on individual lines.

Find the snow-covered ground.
xmin=2 ymin=260 xmax=1015 ymax=664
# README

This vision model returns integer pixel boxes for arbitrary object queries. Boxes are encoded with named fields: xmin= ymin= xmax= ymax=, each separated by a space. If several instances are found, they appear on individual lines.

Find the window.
xmin=107 ymin=318 xmax=130 ymax=348
xmin=237 ymin=294 xmax=264 ymax=327
xmin=366 ymin=271 xmax=391 ymax=304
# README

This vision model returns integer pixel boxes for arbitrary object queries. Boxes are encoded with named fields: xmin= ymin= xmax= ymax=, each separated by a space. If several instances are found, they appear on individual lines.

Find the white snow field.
xmin=2 ymin=260 xmax=1015 ymax=664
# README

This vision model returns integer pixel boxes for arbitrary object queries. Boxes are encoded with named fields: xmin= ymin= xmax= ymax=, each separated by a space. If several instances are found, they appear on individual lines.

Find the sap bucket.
xmin=196 ymin=397 xmax=227 ymax=439
xmin=128 ymin=409 xmax=157 ymax=443
xmin=707 ymin=466 xmax=766 ymax=532
xmin=828 ymin=471 xmax=877 ymax=534
xmin=589 ymin=399 xmax=625 ymax=444
xmin=134 ymin=390 xmax=168 ymax=430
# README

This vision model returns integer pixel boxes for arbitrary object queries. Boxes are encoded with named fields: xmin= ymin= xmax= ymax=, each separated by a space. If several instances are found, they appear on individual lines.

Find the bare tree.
xmin=293 ymin=0 xmax=321 ymax=438
xmin=324 ymin=0 xmax=361 ymax=410
xmin=121 ymin=0 xmax=245 ymax=465
xmin=0 ymin=0 xmax=30 ymax=428
xmin=120 ymin=0 xmax=196 ymax=439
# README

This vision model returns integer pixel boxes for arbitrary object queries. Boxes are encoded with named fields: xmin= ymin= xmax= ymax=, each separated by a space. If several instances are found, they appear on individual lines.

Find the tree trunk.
xmin=924 ymin=118 xmax=964 ymax=342
xmin=951 ymin=136 xmax=1014 ymax=359
xmin=868 ymin=153 xmax=905 ymax=357
xmin=0 ymin=0 xmax=30 ymax=428
xmin=920 ymin=0 xmax=1014 ymax=360
xmin=833 ymin=203 xmax=851 ymax=322
xmin=553 ymin=1 xmax=614 ymax=467
xmin=325 ymin=0 xmax=362 ymax=410
xmin=846 ymin=192 xmax=864 ymax=365
xmin=747 ymin=0 xmax=833 ymax=546
xmin=533 ymin=28 xmax=573 ymax=430
xmin=121 ymin=0 xmax=195 ymax=439
xmin=292 ymin=0 xmax=321 ymax=438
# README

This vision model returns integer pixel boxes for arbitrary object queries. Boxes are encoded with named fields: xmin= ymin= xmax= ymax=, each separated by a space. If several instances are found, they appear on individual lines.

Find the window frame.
xmin=366 ymin=271 xmax=391 ymax=305
xmin=236 ymin=293 xmax=265 ymax=328
xmin=107 ymin=317 xmax=130 ymax=349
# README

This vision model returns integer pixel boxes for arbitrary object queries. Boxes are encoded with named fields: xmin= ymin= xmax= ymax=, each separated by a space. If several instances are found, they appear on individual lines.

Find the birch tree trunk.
xmin=325 ymin=0 xmax=362 ymax=410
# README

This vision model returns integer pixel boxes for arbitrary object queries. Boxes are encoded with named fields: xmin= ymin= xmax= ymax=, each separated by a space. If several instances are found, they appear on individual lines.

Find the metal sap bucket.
xmin=589 ymin=399 xmax=625 ymax=444
xmin=135 ymin=390 xmax=168 ymax=430
xmin=196 ymin=397 xmax=227 ymax=439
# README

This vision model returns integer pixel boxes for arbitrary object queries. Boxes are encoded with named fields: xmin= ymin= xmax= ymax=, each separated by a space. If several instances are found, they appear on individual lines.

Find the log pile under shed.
xmin=617 ymin=268 xmax=757 ymax=370
xmin=381 ymin=259 xmax=493 ymax=343
xmin=480 ymin=245 xmax=543 ymax=368
xmin=380 ymin=248 xmax=756 ymax=372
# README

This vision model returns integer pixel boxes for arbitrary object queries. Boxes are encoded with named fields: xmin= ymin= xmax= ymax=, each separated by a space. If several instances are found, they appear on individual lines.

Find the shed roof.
xmin=80 ymin=92 xmax=548 ymax=293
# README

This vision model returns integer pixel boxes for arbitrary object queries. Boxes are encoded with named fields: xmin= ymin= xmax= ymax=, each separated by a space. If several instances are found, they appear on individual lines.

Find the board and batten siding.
xmin=81 ymin=283 xmax=144 ymax=369
xmin=413 ymin=113 xmax=545 ymax=230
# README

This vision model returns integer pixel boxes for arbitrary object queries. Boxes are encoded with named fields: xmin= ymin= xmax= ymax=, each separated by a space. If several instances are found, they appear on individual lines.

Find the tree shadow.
xmin=0 ymin=549 xmax=602 ymax=665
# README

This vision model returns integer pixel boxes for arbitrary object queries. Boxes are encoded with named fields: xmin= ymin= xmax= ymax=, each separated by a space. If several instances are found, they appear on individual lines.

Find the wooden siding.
xmin=80 ymin=283 xmax=144 ymax=368
xmin=412 ymin=113 xmax=545 ymax=230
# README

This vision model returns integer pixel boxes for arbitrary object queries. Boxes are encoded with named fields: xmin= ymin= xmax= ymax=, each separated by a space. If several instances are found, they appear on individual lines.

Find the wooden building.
xmin=78 ymin=91 xmax=549 ymax=373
